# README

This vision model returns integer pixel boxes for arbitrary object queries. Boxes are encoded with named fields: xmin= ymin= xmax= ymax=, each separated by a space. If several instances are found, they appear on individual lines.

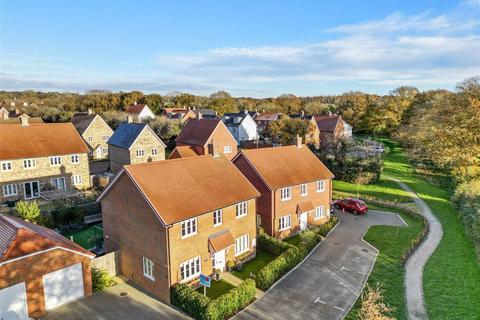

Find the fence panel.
xmin=91 ymin=250 xmax=119 ymax=276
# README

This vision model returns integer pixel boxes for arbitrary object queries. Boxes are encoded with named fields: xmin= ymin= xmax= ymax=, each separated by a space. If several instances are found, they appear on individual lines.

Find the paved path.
xmin=235 ymin=210 xmax=406 ymax=320
xmin=389 ymin=177 xmax=444 ymax=320
xmin=42 ymin=282 xmax=188 ymax=320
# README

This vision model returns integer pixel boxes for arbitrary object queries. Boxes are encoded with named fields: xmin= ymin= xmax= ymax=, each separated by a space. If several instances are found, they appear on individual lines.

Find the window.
xmin=279 ymin=215 xmax=292 ymax=231
xmin=102 ymin=147 xmax=108 ymax=154
xmin=3 ymin=184 xmax=17 ymax=197
xmin=181 ymin=218 xmax=197 ymax=238
xmin=71 ymin=175 xmax=82 ymax=186
xmin=280 ymin=187 xmax=291 ymax=201
xmin=51 ymin=177 xmax=66 ymax=191
xmin=300 ymin=184 xmax=308 ymax=196
xmin=1 ymin=161 xmax=12 ymax=172
xmin=224 ymin=145 xmax=232 ymax=154
xmin=102 ymin=135 xmax=110 ymax=141
xmin=235 ymin=234 xmax=249 ymax=256
xmin=315 ymin=206 xmax=325 ymax=220
xmin=151 ymin=148 xmax=158 ymax=156
xmin=23 ymin=159 xmax=36 ymax=169
xmin=180 ymin=256 xmax=201 ymax=282
xmin=136 ymin=149 xmax=145 ymax=157
xmin=213 ymin=209 xmax=222 ymax=226
xmin=143 ymin=257 xmax=154 ymax=281
xmin=50 ymin=156 xmax=62 ymax=166
xmin=71 ymin=154 xmax=80 ymax=164
xmin=236 ymin=201 xmax=247 ymax=218
xmin=87 ymin=136 xmax=93 ymax=142
xmin=316 ymin=180 xmax=325 ymax=192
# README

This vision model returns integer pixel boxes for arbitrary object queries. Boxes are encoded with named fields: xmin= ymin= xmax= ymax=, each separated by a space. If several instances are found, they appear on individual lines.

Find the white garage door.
xmin=0 ymin=282 xmax=29 ymax=320
xmin=42 ymin=263 xmax=84 ymax=310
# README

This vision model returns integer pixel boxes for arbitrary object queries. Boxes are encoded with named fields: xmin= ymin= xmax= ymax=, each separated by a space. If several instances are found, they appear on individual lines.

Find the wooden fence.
xmin=91 ymin=250 xmax=119 ymax=276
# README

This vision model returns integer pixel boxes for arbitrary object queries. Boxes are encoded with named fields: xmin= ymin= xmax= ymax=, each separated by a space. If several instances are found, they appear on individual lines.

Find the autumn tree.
xmin=267 ymin=117 xmax=313 ymax=145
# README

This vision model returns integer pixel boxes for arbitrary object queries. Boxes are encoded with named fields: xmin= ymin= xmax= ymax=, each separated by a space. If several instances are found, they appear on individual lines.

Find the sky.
xmin=0 ymin=0 xmax=479 ymax=97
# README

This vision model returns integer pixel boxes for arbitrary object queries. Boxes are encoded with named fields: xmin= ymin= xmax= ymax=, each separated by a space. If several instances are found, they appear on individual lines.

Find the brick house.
xmin=98 ymin=155 xmax=259 ymax=303
xmin=107 ymin=120 xmax=166 ymax=173
xmin=162 ymin=108 xmax=197 ymax=123
xmin=125 ymin=103 xmax=155 ymax=122
xmin=254 ymin=112 xmax=281 ymax=134
xmin=0 ymin=214 xmax=94 ymax=319
xmin=170 ymin=117 xmax=237 ymax=160
xmin=71 ymin=109 xmax=114 ymax=160
xmin=314 ymin=115 xmax=353 ymax=146
xmin=0 ymin=117 xmax=91 ymax=203
xmin=288 ymin=113 xmax=321 ymax=148
xmin=233 ymin=138 xmax=334 ymax=239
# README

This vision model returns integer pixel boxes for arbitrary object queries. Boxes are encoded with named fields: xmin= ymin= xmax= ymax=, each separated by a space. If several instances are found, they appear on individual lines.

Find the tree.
xmin=208 ymin=91 xmax=237 ymax=115
xmin=276 ymin=94 xmax=301 ymax=114
xmin=15 ymin=201 xmax=41 ymax=223
xmin=268 ymin=117 xmax=312 ymax=145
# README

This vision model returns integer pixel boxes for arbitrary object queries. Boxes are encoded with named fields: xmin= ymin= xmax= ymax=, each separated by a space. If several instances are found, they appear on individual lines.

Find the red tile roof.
xmin=255 ymin=112 xmax=280 ymax=121
xmin=126 ymin=104 xmax=147 ymax=115
xmin=314 ymin=115 xmax=342 ymax=132
xmin=176 ymin=118 xmax=221 ymax=146
xmin=0 ymin=215 xmax=94 ymax=262
xmin=208 ymin=230 xmax=235 ymax=252
xmin=168 ymin=146 xmax=200 ymax=159
xmin=235 ymin=145 xmax=334 ymax=190
xmin=0 ymin=122 xmax=89 ymax=161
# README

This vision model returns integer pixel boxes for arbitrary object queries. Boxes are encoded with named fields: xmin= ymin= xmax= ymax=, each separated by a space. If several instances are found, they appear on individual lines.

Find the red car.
xmin=333 ymin=198 xmax=368 ymax=215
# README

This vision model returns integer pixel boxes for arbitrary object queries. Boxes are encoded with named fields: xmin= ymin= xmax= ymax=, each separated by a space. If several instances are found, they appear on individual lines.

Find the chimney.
xmin=208 ymin=140 xmax=220 ymax=158
xmin=14 ymin=108 xmax=20 ymax=115
xmin=134 ymin=101 xmax=137 ymax=105
xmin=193 ymin=106 xmax=196 ymax=110
xmin=294 ymin=134 xmax=302 ymax=148
xmin=127 ymin=115 xmax=133 ymax=123
xmin=301 ymin=110 xmax=304 ymax=116
xmin=244 ymin=110 xmax=248 ymax=115
xmin=19 ymin=114 xmax=29 ymax=127
xmin=197 ymin=112 xmax=202 ymax=120
xmin=10 ymin=102 xmax=15 ymax=107
xmin=88 ymin=108 xmax=93 ymax=115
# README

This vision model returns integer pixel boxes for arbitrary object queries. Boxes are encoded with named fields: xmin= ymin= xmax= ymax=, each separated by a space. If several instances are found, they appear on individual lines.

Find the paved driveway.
xmin=236 ymin=210 xmax=406 ymax=320
xmin=42 ymin=282 xmax=188 ymax=320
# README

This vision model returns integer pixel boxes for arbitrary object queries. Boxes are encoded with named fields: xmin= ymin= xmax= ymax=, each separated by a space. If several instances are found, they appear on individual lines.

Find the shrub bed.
xmin=171 ymin=279 xmax=256 ymax=320
xmin=257 ymin=231 xmax=293 ymax=255
xmin=91 ymin=267 xmax=117 ymax=292
xmin=312 ymin=216 xmax=339 ymax=237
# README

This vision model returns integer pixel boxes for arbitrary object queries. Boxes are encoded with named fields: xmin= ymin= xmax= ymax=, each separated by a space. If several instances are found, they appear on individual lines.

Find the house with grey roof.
xmin=222 ymin=110 xmax=258 ymax=143
xmin=71 ymin=109 xmax=113 ymax=159
xmin=107 ymin=119 xmax=166 ymax=172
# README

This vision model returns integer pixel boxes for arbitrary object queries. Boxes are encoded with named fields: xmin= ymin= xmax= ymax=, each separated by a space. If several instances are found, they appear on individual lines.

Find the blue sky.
xmin=1 ymin=0 xmax=479 ymax=97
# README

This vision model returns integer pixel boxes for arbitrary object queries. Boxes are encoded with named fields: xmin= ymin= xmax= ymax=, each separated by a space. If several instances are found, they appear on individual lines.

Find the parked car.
xmin=373 ymin=145 xmax=385 ymax=153
xmin=333 ymin=198 xmax=368 ymax=215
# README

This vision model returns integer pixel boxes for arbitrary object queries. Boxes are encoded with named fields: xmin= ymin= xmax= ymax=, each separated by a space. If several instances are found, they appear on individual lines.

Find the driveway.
xmin=236 ymin=210 xmax=406 ymax=320
xmin=42 ymin=282 xmax=188 ymax=320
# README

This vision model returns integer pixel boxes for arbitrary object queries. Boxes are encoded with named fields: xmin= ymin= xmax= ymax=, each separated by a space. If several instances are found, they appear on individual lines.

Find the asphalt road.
xmin=235 ymin=210 xmax=406 ymax=320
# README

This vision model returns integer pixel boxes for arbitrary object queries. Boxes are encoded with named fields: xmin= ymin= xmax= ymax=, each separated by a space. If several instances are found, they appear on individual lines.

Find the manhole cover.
xmin=362 ymin=249 xmax=369 ymax=253
xmin=333 ymin=242 xmax=339 ymax=245
xmin=120 ymin=292 xmax=128 ymax=297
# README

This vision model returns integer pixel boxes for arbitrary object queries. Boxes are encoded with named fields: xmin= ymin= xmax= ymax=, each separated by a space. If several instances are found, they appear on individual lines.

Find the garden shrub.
xmin=257 ymin=232 xmax=293 ymax=256
xmin=171 ymin=283 xmax=210 ymax=320
xmin=91 ymin=267 xmax=117 ymax=292
xmin=298 ymin=230 xmax=321 ymax=251
xmin=52 ymin=205 xmax=86 ymax=226
xmin=14 ymin=200 xmax=41 ymax=223
xmin=313 ymin=216 xmax=339 ymax=237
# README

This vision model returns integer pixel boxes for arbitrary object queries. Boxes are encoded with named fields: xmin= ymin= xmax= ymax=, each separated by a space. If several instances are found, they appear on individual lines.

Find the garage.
xmin=43 ymin=263 xmax=85 ymax=310
xmin=0 ymin=282 xmax=29 ymax=320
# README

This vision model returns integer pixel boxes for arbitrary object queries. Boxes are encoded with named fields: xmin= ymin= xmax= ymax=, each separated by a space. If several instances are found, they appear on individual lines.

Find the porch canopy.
xmin=297 ymin=201 xmax=315 ymax=214
xmin=208 ymin=230 xmax=235 ymax=253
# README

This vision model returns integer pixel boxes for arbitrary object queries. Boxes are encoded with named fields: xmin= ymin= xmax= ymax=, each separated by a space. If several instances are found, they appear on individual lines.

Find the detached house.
xmin=233 ymin=138 xmax=334 ymax=239
xmin=314 ymin=115 xmax=353 ymax=145
xmin=0 ymin=117 xmax=90 ymax=203
xmin=98 ymin=155 xmax=259 ymax=303
xmin=107 ymin=120 xmax=166 ymax=173
xmin=222 ymin=111 xmax=259 ymax=143
xmin=0 ymin=214 xmax=94 ymax=319
xmin=170 ymin=117 xmax=237 ymax=160
xmin=71 ymin=109 xmax=114 ymax=160
xmin=125 ymin=103 xmax=155 ymax=122
xmin=254 ymin=112 xmax=281 ymax=134
xmin=162 ymin=108 xmax=197 ymax=123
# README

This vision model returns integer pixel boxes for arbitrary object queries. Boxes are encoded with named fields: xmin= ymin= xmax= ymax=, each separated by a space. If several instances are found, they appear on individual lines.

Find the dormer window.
xmin=280 ymin=187 xmax=291 ymax=201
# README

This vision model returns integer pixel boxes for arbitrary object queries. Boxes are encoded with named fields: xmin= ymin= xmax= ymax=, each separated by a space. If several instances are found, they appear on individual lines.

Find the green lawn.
xmin=381 ymin=140 xmax=480 ymax=319
xmin=195 ymin=279 xmax=235 ymax=299
xmin=345 ymin=208 xmax=424 ymax=320
xmin=284 ymin=234 xmax=302 ymax=246
xmin=232 ymin=249 xmax=277 ymax=280
xmin=333 ymin=178 xmax=413 ymax=203
xmin=61 ymin=224 xmax=103 ymax=249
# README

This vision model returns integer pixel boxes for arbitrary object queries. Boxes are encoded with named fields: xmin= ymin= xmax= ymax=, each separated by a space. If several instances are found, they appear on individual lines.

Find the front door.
xmin=299 ymin=212 xmax=308 ymax=231
xmin=96 ymin=147 xmax=102 ymax=159
xmin=213 ymin=250 xmax=226 ymax=271
xmin=24 ymin=181 xmax=39 ymax=199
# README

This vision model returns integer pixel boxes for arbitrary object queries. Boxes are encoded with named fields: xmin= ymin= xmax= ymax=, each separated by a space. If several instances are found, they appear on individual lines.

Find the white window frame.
xmin=316 ymin=180 xmax=325 ymax=193
xmin=50 ymin=156 xmax=62 ymax=166
xmin=71 ymin=154 xmax=80 ymax=164
xmin=51 ymin=177 xmax=66 ymax=191
xmin=71 ymin=175 xmax=82 ymax=186
xmin=23 ymin=159 xmax=36 ymax=170
xmin=280 ymin=187 xmax=291 ymax=201
xmin=151 ymin=148 xmax=158 ymax=156
xmin=1 ymin=161 xmax=12 ymax=172
xmin=181 ymin=217 xmax=197 ymax=238
xmin=136 ymin=149 xmax=145 ymax=157
xmin=213 ymin=209 xmax=223 ymax=227
xmin=300 ymin=184 xmax=308 ymax=197
xmin=279 ymin=215 xmax=292 ymax=231
xmin=102 ymin=147 xmax=108 ymax=154
xmin=2 ymin=184 xmax=17 ymax=197
xmin=143 ymin=257 xmax=155 ymax=281
xmin=224 ymin=145 xmax=232 ymax=154
xmin=180 ymin=256 xmax=201 ymax=282
xmin=315 ymin=206 xmax=325 ymax=220
xmin=87 ymin=136 xmax=93 ymax=142
xmin=236 ymin=201 xmax=247 ymax=218
xmin=235 ymin=234 xmax=249 ymax=256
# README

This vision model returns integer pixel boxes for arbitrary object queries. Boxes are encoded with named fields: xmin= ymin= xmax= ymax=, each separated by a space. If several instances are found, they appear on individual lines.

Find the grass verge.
xmin=61 ymin=224 xmax=103 ymax=249
xmin=195 ymin=279 xmax=235 ymax=299
xmin=233 ymin=249 xmax=276 ymax=280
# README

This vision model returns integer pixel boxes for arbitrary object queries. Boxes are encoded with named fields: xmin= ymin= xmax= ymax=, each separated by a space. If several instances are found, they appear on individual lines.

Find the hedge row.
xmin=257 ymin=230 xmax=293 ymax=255
xmin=312 ymin=216 xmax=339 ymax=237
xmin=171 ymin=279 xmax=256 ymax=320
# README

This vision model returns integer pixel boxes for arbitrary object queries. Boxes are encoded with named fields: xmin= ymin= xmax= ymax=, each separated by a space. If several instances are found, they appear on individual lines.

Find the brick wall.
xmin=108 ymin=145 xmax=131 ymax=173
xmin=0 ymin=248 xmax=92 ymax=319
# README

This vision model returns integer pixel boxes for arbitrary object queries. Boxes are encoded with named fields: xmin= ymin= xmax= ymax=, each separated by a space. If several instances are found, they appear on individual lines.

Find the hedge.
xmin=312 ymin=216 xmax=339 ymax=237
xmin=171 ymin=279 xmax=256 ymax=320
xmin=257 ymin=231 xmax=293 ymax=255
